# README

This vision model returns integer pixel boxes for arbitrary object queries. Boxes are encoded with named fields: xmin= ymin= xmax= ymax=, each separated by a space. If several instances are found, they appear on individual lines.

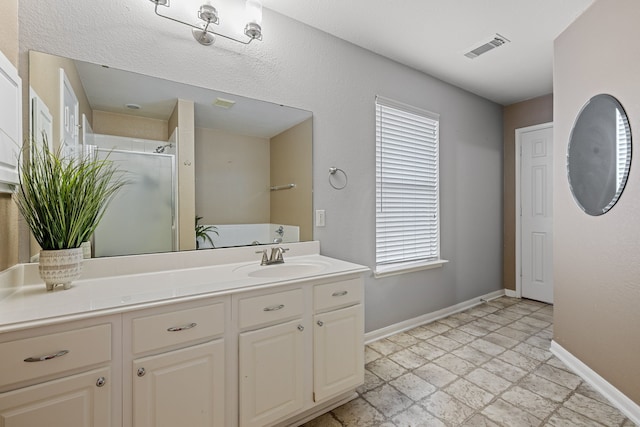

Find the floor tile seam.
xmin=534 ymin=384 xmax=615 ymax=427
xmin=324 ymin=410 xmax=345 ymax=426
xmin=400 ymin=390 xmax=472 ymax=427
xmin=488 ymin=365 xmax=558 ymax=424
xmin=458 ymin=353 xmax=559 ymax=427
xmin=359 ymin=379 xmax=430 ymax=423
xmin=374 ymin=301 xmax=555 ymax=424
xmin=416 ymin=301 xmax=548 ymax=426
xmin=398 ymin=344 xmax=524 ymax=425
xmin=364 ymin=351 xmax=484 ymax=423
xmin=420 ymin=379 xmax=541 ymax=427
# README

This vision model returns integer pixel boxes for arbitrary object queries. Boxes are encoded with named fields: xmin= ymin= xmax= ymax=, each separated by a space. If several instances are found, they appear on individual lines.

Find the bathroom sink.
xmin=234 ymin=261 xmax=329 ymax=278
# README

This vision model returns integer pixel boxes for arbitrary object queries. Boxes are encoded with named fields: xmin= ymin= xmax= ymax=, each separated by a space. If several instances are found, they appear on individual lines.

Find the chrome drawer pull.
xmin=263 ymin=304 xmax=285 ymax=312
xmin=332 ymin=290 xmax=348 ymax=297
xmin=96 ymin=377 xmax=106 ymax=387
xmin=24 ymin=350 xmax=69 ymax=362
xmin=167 ymin=322 xmax=197 ymax=332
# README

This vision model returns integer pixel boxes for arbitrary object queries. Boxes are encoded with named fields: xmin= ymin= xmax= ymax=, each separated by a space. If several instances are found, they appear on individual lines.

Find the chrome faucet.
xmin=256 ymin=247 xmax=289 ymax=265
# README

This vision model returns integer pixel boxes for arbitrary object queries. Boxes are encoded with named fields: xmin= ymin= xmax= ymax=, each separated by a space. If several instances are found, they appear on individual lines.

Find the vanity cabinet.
xmin=237 ymin=288 xmax=305 ymax=427
xmin=312 ymin=278 xmax=364 ymax=403
xmin=132 ymin=340 xmax=225 ymax=427
xmin=313 ymin=304 xmax=364 ymax=402
xmin=239 ymin=319 xmax=305 ymax=427
xmin=0 ymin=318 xmax=119 ymax=427
xmin=0 ymin=367 xmax=111 ymax=427
xmin=126 ymin=300 xmax=227 ymax=427
xmin=0 ymin=252 xmax=367 ymax=427
xmin=236 ymin=278 xmax=364 ymax=427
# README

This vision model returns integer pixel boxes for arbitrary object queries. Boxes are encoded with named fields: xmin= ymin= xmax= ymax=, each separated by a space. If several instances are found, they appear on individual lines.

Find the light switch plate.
xmin=315 ymin=210 xmax=326 ymax=227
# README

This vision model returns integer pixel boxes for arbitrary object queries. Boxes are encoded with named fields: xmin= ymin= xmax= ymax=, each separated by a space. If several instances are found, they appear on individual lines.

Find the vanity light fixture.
xmin=149 ymin=0 xmax=263 ymax=46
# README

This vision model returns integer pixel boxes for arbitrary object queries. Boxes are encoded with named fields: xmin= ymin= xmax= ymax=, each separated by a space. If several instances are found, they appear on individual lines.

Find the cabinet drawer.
xmin=238 ymin=289 xmax=304 ymax=330
xmin=314 ymin=278 xmax=362 ymax=312
xmin=0 ymin=324 xmax=111 ymax=388
xmin=132 ymin=303 xmax=225 ymax=355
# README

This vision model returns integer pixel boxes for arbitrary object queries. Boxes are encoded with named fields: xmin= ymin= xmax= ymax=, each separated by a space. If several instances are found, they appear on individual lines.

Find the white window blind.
xmin=375 ymin=96 xmax=440 ymax=268
xmin=615 ymin=108 xmax=631 ymax=193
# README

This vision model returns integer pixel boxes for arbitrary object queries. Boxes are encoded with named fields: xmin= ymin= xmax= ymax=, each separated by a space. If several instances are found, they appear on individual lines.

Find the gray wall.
xmin=18 ymin=0 xmax=503 ymax=333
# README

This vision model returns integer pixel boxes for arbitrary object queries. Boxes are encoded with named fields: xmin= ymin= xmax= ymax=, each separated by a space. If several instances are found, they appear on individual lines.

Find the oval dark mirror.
xmin=567 ymin=94 xmax=632 ymax=216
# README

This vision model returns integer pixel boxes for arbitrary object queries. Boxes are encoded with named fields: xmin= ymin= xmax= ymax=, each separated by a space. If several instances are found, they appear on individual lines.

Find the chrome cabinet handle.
xmin=24 ymin=350 xmax=69 ymax=362
xmin=137 ymin=367 xmax=146 ymax=377
xmin=96 ymin=377 xmax=106 ymax=387
xmin=317 ymin=320 xmax=324 ymax=327
xmin=167 ymin=322 xmax=197 ymax=332
xmin=332 ymin=290 xmax=348 ymax=297
xmin=264 ymin=304 xmax=285 ymax=312
xmin=297 ymin=324 xmax=304 ymax=332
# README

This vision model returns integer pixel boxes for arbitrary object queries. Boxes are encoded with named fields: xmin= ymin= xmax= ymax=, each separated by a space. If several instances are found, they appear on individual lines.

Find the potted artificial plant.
xmin=195 ymin=216 xmax=218 ymax=249
xmin=14 ymin=141 xmax=126 ymax=291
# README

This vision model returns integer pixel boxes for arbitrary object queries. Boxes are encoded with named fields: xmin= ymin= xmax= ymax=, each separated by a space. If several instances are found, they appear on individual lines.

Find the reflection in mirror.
xmin=28 ymin=50 xmax=313 ymax=257
xmin=567 ymin=94 xmax=632 ymax=216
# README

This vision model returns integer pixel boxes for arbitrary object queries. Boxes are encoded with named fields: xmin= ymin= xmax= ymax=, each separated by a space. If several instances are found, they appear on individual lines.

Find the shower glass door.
xmin=93 ymin=149 xmax=176 ymax=257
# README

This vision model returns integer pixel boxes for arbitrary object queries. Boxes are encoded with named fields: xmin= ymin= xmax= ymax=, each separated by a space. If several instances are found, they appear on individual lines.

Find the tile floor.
xmin=303 ymin=297 xmax=636 ymax=427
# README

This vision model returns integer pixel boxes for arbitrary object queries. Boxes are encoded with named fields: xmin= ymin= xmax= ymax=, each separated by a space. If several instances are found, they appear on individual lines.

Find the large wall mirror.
xmin=28 ymin=50 xmax=313 ymax=257
xmin=567 ymin=94 xmax=632 ymax=216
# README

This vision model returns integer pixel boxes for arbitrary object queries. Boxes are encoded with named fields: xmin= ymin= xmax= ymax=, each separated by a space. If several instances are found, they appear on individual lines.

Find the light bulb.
xmin=244 ymin=0 xmax=262 ymax=39
xmin=245 ymin=0 xmax=262 ymax=26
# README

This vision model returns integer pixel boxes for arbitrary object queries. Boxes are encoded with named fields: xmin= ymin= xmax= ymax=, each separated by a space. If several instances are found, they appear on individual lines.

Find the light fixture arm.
xmin=150 ymin=0 xmax=262 ymax=45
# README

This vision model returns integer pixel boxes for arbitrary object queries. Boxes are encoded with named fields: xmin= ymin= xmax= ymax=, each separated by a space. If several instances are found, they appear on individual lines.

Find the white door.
xmin=238 ymin=319 xmax=305 ymax=427
xmin=0 ymin=367 xmax=111 ymax=427
xmin=132 ymin=340 xmax=225 ymax=427
xmin=519 ymin=124 xmax=553 ymax=303
xmin=30 ymin=88 xmax=53 ymax=149
xmin=59 ymin=69 xmax=79 ymax=149
xmin=313 ymin=304 xmax=364 ymax=402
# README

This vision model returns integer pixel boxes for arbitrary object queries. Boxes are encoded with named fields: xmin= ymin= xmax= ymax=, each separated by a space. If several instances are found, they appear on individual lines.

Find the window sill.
xmin=374 ymin=259 xmax=449 ymax=278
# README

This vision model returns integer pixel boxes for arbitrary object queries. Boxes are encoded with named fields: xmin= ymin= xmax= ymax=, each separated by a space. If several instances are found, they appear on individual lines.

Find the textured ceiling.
xmin=261 ymin=0 xmax=595 ymax=105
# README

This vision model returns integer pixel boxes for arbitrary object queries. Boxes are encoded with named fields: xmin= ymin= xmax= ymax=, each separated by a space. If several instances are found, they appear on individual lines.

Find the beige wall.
xmin=173 ymin=100 xmax=196 ymax=250
xmin=502 ymin=94 xmax=553 ymax=290
xmin=0 ymin=0 xmax=19 ymax=271
xmin=93 ymin=110 xmax=168 ymax=141
xmin=270 ymin=118 xmax=313 ymax=241
xmin=28 ymin=51 xmax=92 ymax=149
xmin=554 ymin=0 xmax=640 ymax=405
xmin=0 ymin=0 xmax=18 ymax=67
xmin=195 ymin=127 xmax=270 ymax=225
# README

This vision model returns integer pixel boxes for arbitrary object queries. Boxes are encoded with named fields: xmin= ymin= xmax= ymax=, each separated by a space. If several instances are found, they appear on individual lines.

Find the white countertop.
xmin=0 ymin=242 xmax=369 ymax=333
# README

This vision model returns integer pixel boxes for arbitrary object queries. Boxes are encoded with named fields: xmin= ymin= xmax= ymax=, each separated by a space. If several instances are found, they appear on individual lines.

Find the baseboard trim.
xmin=550 ymin=341 xmax=640 ymax=425
xmin=505 ymin=289 xmax=518 ymax=298
xmin=365 ymin=289 xmax=506 ymax=344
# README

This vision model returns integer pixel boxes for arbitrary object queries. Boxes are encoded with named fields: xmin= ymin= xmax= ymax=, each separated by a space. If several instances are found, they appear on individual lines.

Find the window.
xmin=375 ymin=96 xmax=445 ymax=276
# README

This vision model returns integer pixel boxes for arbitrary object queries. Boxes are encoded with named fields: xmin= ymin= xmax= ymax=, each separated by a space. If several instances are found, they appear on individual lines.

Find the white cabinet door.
xmin=239 ymin=319 xmax=305 ymax=427
xmin=0 ymin=367 xmax=111 ymax=427
xmin=0 ymin=49 xmax=21 ymax=189
xmin=132 ymin=339 xmax=225 ymax=427
xmin=313 ymin=304 xmax=364 ymax=402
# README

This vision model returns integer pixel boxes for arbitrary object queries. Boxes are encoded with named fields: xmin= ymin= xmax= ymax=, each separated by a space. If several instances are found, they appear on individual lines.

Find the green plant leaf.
xmin=14 ymin=140 xmax=127 ymax=250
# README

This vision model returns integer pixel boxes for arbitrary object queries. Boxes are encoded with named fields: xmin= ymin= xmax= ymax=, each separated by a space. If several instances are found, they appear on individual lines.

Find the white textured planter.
xmin=39 ymin=248 xmax=84 ymax=291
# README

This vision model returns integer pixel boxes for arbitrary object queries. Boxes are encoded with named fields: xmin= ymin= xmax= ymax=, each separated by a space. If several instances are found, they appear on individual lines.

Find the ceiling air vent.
xmin=213 ymin=97 xmax=236 ymax=109
xmin=464 ymin=33 xmax=510 ymax=59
